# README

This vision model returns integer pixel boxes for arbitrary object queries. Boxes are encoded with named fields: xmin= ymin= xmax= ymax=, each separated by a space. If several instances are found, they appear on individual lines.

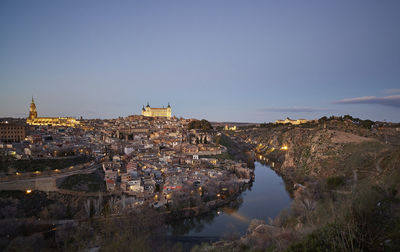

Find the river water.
xmin=169 ymin=161 xmax=292 ymax=239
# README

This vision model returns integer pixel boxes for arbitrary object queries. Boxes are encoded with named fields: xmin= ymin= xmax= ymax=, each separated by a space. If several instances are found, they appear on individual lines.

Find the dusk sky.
xmin=1 ymin=0 xmax=399 ymax=122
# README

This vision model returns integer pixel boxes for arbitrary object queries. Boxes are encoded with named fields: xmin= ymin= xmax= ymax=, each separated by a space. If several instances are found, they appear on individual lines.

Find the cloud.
xmin=334 ymin=95 xmax=400 ymax=108
xmin=258 ymin=107 xmax=328 ymax=113
xmin=384 ymin=89 xmax=400 ymax=94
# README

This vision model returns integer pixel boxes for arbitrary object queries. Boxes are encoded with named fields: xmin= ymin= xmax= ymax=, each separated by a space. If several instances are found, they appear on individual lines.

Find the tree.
xmin=361 ymin=119 xmax=374 ymax=129
xmin=343 ymin=115 xmax=353 ymax=121
xmin=318 ymin=116 xmax=328 ymax=123
xmin=188 ymin=119 xmax=213 ymax=130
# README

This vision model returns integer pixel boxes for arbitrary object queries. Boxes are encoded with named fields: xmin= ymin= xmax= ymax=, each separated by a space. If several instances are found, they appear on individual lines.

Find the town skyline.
xmin=0 ymin=95 xmax=399 ymax=123
xmin=1 ymin=1 xmax=400 ymax=122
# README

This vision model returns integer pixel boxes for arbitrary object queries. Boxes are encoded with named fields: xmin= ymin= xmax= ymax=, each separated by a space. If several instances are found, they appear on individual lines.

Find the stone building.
xmin=26 ymin=97 xmax=80 ymax=127
xmin=141 ymin=102 xmax=171 ymax=118
xmin=275 ymin=117 xmax=309 ymax=125
xmin=0 ymin=122 xmax=26 ymax=143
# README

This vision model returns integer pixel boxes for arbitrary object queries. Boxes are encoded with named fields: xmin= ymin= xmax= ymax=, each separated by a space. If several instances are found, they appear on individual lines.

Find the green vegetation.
xmin=341 ymin=141 xmax=385 ymax=175
xmin=0 ymin=190 xmax=55 ymax=219
xmin=287 ymin=183 xmax=400 ymax=251
xmin=58 ymin=171 xmax=105 ymax=192
xmin=0 ymin=155 xmax=91 ymax=174
xmin=319 ymin=115 xmax=376 ymax=129
xmin=188 ymin=119 xmax=213 ymax=130
xmin=260 ymin=122 xmax=278 ymax=128
xmin=215 ymin=134 xmax=232 ymax=148
xmin=326 ymin=176 xmax=345 ymax=190
xmin=285 ymin=147 xmax=400 ymax=252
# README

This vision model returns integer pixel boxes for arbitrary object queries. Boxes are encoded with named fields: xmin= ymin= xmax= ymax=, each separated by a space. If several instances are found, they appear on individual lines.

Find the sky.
xmin=1 ymin=0 xmax=399 ymax=122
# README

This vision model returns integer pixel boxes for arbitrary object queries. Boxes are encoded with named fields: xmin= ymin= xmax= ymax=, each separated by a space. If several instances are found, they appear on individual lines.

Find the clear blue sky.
xmin=1 ymin=0 xmax=399 ymax=122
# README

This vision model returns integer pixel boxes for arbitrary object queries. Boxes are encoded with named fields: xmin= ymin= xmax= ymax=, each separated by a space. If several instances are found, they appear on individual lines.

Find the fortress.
xmin=26 ymin=98 xmax=80 ymax=127
xmin=275 ymin=117 xmax=309 ymax=125
xmin=141 ymin=102 xmax=171 ymax=118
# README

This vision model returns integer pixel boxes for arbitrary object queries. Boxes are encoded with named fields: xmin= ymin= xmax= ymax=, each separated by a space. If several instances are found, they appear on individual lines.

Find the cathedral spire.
xmin=32 ymin=96 xmax=34 ymax=103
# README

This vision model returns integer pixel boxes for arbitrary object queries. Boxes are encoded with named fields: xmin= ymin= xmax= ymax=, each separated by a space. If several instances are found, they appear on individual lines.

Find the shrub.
xmin=326 ymin=176 xmax=345 ymax=190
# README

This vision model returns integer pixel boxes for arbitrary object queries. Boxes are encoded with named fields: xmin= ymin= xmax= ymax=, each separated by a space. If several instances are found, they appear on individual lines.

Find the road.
xmin=0 ymin=164 xmax=100 ymax=192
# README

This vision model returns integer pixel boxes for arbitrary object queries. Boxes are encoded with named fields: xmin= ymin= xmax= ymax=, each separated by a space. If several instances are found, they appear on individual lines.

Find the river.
xmin=169 ymin=161 xmax=292 ymax=242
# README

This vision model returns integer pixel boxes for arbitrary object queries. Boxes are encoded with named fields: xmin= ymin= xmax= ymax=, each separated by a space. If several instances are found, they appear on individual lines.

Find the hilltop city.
xmin=1 ymin=98 xmax=400 ymax=251
xmin=0 ymin=98 xmax=253 ymax=210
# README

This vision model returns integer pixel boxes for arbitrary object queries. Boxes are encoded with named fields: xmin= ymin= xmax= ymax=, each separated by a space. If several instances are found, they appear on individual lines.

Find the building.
xmin=0 ymin=122 xmax=26 ymax=143
xmin=141 ymin=102 xmax=171 ymax=118
xmin=275 ymin=117 xmax=309 ymax=125
xmin=26 ymin=97 xmax=80 ymax=127
xmin=224 ymin=125 xmax=237 ymax=131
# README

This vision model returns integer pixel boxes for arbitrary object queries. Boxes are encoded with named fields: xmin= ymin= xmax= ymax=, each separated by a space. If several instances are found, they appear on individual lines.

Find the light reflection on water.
xmin=170 ymin=162 xmax=292 ymax=237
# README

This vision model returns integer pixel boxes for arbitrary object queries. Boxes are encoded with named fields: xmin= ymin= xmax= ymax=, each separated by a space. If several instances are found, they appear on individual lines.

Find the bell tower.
xmin=29 ymin=97 xmax=37 ymax=120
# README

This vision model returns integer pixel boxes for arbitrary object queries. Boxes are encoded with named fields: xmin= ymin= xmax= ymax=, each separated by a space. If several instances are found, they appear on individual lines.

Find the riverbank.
xmin=193 ymin=120 xmax=400 ymax=251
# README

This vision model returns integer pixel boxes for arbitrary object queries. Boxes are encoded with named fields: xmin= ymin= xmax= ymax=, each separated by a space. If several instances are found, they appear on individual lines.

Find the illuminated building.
xmin=275 ymin=117 xmax=309 ymax=125
xmin=26 ymin=97 xmax=80 ymax=127
xmin=224 ymin=125 xmax=237 ymax=131
xmin=141 ymin=102 xmax=171 ymax=118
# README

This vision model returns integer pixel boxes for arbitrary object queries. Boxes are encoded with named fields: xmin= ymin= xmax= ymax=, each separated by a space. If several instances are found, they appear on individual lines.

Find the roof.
xmin=147 ymin=108 xmax=169 ymax=110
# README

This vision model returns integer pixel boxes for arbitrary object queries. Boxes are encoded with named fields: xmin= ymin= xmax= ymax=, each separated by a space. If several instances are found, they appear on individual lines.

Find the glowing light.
xmin=54 ymin=169 xmax=60 ymax=172
xmin=26 ymin=189 xmax=32 ymax=194
xmin=34 ymin=171 xmax=41 ymax=174
xmin=223 ymin=209 xmax=249 ymax=223
xmin=280 ymin=145 xmax=288 ymax=150
xmin=16 ymin=172 xmax=20 ymax=175
xmin=217 ymin=194 xmax=221 ymax=197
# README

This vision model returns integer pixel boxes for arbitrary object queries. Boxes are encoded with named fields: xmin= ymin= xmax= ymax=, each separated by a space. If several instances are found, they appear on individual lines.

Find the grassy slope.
xmin=58 ymin=169 xmax=106 ymax=192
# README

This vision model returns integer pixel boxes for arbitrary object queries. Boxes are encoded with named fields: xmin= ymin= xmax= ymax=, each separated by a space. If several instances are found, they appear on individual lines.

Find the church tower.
xmin=29 ymin=97 xmax=37 ymax=120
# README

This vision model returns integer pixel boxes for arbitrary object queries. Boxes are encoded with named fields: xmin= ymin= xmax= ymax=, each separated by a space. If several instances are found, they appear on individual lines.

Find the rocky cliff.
xmin=234 ymin=120 xmax=397 ymax=183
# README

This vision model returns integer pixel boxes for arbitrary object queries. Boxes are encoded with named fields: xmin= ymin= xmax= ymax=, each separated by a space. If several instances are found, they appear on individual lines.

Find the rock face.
xmin=235 ymin=124 xmax=387 ymax=181
xmin=277 ymin=129 xmax=377 ymax=178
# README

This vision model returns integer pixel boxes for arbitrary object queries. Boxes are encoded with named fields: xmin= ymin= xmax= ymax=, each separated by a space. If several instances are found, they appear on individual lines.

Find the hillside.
xmin=194 ymin=118 xmax=400 ymax=251
xmin=234 ymin=119 xmax=399 ymax=183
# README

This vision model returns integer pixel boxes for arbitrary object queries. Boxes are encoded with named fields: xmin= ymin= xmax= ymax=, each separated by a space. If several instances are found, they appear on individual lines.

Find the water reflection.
xmin=169 ymin=161 xmax=292 ymax=237
xmin=169 ymin=196 xmax=244 ymax=236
